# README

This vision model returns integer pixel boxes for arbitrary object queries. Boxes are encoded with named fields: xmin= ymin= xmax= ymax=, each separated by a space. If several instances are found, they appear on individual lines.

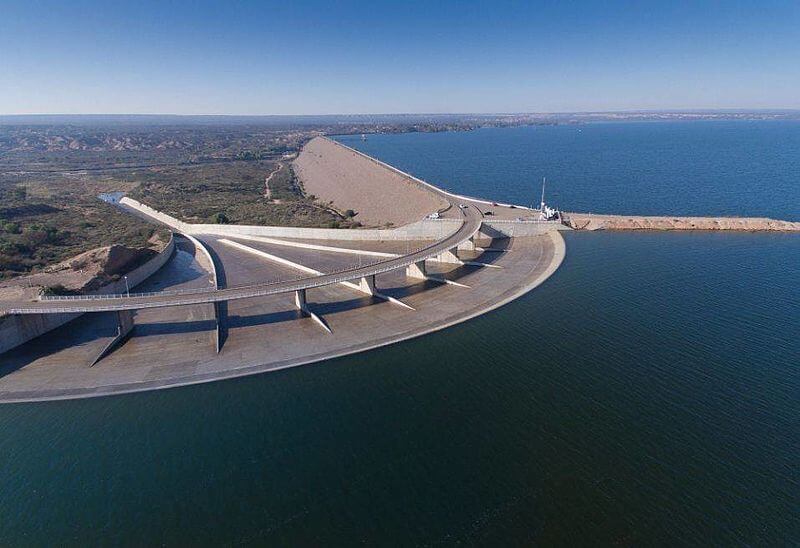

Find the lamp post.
xmin=124 ymin=275 xmax=129 ymax=297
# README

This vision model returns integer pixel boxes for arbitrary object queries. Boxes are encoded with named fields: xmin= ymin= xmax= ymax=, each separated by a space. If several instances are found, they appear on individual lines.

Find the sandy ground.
xmin=563 ymin=212 xmax=800 ymax=231
xmin=293 ymin=137 xmax=449 ymax=227
xmin=0 ymin=236 xmax=167 ymax=304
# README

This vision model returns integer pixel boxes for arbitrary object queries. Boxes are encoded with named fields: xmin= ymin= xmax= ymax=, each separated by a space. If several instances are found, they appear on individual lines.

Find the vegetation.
xmin=126 ymin=160 xmax=359 ymax=228
xmin=38 ymin=284 xmax=81 ymax=297
xmin=0 ymin=123 xmax=363 ymax=279
xmin=209 ymin=212 xmax=230 ymax=224
xmin=0 ymin=173 xmax=165 ymax=279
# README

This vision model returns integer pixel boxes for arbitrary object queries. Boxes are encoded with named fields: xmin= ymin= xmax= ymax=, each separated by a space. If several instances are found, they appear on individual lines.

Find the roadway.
xmin=3 ymin=204 xmax=483 ymax=315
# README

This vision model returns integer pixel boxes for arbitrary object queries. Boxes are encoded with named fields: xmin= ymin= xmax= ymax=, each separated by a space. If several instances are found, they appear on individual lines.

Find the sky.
xmin=1 ymin=0 xmax=799 ymax=115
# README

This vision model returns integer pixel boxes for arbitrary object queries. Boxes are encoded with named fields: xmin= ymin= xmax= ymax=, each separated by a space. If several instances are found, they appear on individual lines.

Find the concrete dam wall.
xmin=0 ymin=234 xmax=176 ymax=355
xmin=119 ymin=197 xmax=463 ymax=241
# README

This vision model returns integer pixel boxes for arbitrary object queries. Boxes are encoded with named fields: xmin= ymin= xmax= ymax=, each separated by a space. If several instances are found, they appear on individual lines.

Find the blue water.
xmin=338 ymin=121 xmax=800 ymax=220
xmin=1 ymin=122 xmax=798 ymax=545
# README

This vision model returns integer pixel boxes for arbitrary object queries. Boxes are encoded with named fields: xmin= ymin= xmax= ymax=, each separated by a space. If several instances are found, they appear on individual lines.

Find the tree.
xmin=210 ymin=212 xmax=230 ymax=224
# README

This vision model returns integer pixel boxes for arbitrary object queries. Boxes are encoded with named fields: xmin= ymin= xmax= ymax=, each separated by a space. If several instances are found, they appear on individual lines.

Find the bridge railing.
xmin=36 ymin=242 xmax=436 ymax=303
xmin=30 ymin=206 xmax=477 ymax=308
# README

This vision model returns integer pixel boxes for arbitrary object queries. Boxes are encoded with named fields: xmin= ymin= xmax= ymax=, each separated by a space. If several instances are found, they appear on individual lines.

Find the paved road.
xmin=3 ymin=204 xmax=482 ymax=314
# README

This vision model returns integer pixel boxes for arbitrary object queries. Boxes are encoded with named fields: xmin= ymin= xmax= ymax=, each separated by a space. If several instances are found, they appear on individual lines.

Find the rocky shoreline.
xmin=563 ymin=212 xmax=800 ymax=232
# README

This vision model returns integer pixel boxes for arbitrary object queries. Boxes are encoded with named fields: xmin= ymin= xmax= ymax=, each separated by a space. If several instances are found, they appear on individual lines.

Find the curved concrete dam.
xmin=0 ymin=232 xmax=565 ymax=402
xmin=0 ymin=142 xmax=567 ymax=403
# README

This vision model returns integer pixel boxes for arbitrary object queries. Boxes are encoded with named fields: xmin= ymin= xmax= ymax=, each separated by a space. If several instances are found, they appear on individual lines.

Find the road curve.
xmin=4 ymin=204 xmax=483 ymax=315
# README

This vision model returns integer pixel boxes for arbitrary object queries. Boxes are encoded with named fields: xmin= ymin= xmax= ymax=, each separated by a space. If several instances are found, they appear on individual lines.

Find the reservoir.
xmin=1 ymin=122 xmax=798 ymax=544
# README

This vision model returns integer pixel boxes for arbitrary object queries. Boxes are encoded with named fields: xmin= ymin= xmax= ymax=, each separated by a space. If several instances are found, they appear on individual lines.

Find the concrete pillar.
xmin=294 ymin=289 xmax=307 ymax=309
xmin=405 ymin=260 xmax=427 ymax=279
xmin=457 ymin=236 xmax=476 ymax=251
xmin=358 ymin=275 xmax=376 ymax=295
xmin=90 ymin=309 xmax=135 ymax=367
xmin=213 ymin=301 xmax=222 ymax=354
xmin=117 ymin=309 xmax=134 ymax=334
xmin=293 ymin=288 xmax=332 ymax=334
xmin=437 ymin=247 xmax=461 ymax=264
xmin=479 ymin=222 xmax=508 ymax=240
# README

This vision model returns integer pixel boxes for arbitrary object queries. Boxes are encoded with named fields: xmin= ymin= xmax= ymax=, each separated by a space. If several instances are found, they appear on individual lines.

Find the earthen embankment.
xmin=293 ymin=137 xmax=449 ymax=227
xmin=563 ymin=213 xmax=800 ymax=232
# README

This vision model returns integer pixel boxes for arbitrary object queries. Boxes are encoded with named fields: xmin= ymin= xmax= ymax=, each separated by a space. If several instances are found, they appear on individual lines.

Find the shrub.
xmin=2 ymin=222 xmax=21 ymax=234
xmin=22 ymin=225 xmax=60 ymax=247
xmin=209 ymin=212 xmax=230 ymax=224
xmin=0 ymin=241 xmax=27 ymax=255
xmin=39 ymin=284 xmax=79 ymax=296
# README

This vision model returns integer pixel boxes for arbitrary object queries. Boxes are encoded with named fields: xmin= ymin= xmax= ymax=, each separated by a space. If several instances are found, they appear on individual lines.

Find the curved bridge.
xmin=4 ymin=204 xmax=483 ymax=315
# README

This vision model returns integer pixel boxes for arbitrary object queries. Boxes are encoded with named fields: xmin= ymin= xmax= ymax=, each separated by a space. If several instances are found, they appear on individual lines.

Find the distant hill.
xmin=2 ymin=110 xmax=799 ymax=127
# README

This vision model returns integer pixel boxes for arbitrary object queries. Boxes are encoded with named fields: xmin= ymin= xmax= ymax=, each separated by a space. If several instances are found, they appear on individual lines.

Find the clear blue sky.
xmin=1 ymin=0 xmax=798 ymax=114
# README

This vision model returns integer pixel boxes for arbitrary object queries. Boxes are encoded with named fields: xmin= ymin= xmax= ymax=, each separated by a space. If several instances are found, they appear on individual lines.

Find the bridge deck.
xmin=4 ymin=204 xmax=482 ymax=315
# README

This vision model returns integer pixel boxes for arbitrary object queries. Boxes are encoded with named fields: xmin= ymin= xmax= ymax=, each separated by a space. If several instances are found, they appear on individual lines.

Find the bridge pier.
xmin=294 ymin=288 xmax=307 ymax=309
xmin=457 ymin=236 xmax=476 ymax=252
xmin=406 ymin=260 xmax=427 ymax=279
xmin=358 ymin=275 xmax=376 ymax=295
xmin=437 ymin=247 xmax=462 ymax=264
xmin=89 ymin=309 xmax=135 ymax=367
xmin=294 ymin=289 xmax=332 ymax=334
xmin=214 ymin=302 xmax=223 ymax=353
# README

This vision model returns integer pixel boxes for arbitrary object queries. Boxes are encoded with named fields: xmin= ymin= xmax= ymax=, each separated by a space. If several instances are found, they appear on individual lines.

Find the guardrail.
xmin=15 ymin=204 xmax=480 ymax=314
xmin=36 ymin=243 xmax=432 ymax=303
xmin=486 ymin=218 xmax=562 ymax=224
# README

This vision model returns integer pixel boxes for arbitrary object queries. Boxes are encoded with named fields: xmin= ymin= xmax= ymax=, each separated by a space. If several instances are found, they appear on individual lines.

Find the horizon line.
xmin=2 ymin=108 xmax=800 ymax=118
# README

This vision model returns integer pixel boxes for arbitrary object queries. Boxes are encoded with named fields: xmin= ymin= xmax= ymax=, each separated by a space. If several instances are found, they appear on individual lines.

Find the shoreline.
xmin=562 ymin=212 xmax=800 ymax=232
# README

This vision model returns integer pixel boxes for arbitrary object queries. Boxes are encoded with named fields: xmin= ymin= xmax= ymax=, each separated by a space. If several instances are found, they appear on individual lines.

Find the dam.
xmin=0 ymin=137 xmax=566 ymax=402
xmin=5 ymin=135 xmax=791 ymax=403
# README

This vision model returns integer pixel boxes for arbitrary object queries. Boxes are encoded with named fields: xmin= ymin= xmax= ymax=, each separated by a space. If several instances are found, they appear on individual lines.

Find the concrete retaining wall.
xmin=482 ymin=220 xmax=567 ymax=237
xmin=179 ymin=233 xmax=222 ymax=353
xmin=118 ymin=197 xmax=570 ymax=242
xmin=180 ymin=233 xmax=218 ymax=289
xmin=0 ymin=234 xmax=176 ymax=355
xmin=118 ymin=198 xmax=191 ymax=232
xmin=119 ymin=197 xmax=460 ymax=241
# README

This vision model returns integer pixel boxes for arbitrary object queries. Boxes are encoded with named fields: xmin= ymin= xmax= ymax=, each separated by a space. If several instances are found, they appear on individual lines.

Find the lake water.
xmin=1 ymin=122 xmax=798 ymax=545
xmin=339 ymin=121 xmax=800 ymax=221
